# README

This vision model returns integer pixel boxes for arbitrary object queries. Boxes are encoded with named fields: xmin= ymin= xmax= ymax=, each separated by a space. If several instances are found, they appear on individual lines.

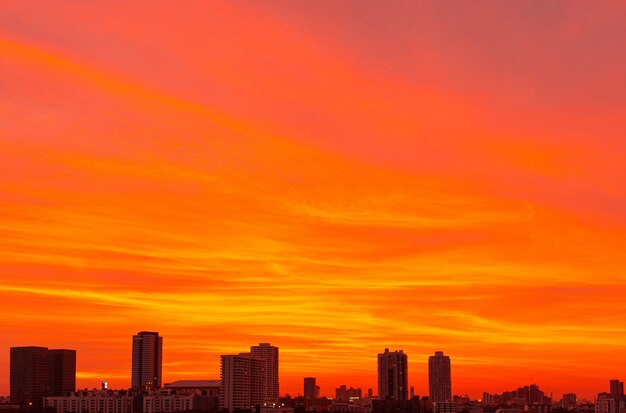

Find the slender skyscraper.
xmin=429 ymin=351 xmax=451 ymax=403
xmin=377 ymin=348 xmax=408 ymax=401
xmin=132 ymin=331 xmax=163 ymax=390
xmin=250 ymin=343 xmax=279 ymax=403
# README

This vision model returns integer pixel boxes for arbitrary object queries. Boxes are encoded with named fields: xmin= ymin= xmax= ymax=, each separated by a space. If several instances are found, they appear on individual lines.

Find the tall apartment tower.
xmin=304 ymin=377 xmax=317 ymax=399
xmin=10 ymin=347 xmax=77 ymax=408
xmin=47 ymin=349 xmax=76 ymax=396
xmin=429 ymin=351 xmax=451 ymax=403
xmin=250 ymin=343 xmax=279 ymax=403
xmin=220 ymin=353 xmax=264 ymax=412
xmin=377 ymin=348 xmax=408 ymax=401
xmin=132 ymin=332 xmax=163 ymax=390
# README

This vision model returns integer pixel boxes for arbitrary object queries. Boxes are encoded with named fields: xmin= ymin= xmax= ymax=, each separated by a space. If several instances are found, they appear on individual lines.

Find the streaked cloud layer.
xmin=1 ymin=0 xmax=625 ymax=399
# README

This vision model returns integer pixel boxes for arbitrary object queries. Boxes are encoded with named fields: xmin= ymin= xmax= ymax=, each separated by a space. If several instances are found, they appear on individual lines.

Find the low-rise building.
xmin=434 ymin=402 xmax=456 ymax=413
xmin=329 ymin=403 xmax=365 ymax=413
xmin=260 ymin=407 xmax=294 ymax=413
xmin=0 ymin=404 xmax=20 ymax=413
xmin=143 ymin=394 xmax=194 ymax=413
xmin=45 ymin=389 xmax=214 ymax=413
xmin=45 ymin=391 xmax=134 ymax=413
xmin=164 ymin=380 xmax=220 ymax=397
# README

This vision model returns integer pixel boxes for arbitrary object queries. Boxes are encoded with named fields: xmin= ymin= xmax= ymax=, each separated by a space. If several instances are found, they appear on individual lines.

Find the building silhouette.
xmin=371 ymin=396 xmax=423 ymax=413
xmin=304 ymin=377 xmax=317 ymax=399
xmin=428 ymin=351 xmax=451 ymax=403
xmin=45 ymin=391 xmax=134 ymax=413
xmin=220 ymin=353 xmax=264 ymax=412
xmin=335 ymin=385 xmax=362 ymax=402
xmin=10 ymin=347 xmax=49 ymax=408
xmin=596 ymin=394 xmax=624 ymax=413
xmin=560 ymin=393 xmax=577 ymax=408
xmin=610 ymin=380 xmax=624 ymax=400
xmin=482 ymin=384 xmax=551 ymax=405
xmin=132 ymin=331 xmax=163 ymax=390
xmin=433 ymin=401 xmax=456 ymax=413
xmin=48 ymin=349 xmax=76 ymax=397
xmin=251 ymin=343 xmax=279 ymax=403
xmin=377 ymin=348 xmax=408 ymax=401
xmin=10 ymin=346 xmax=76 ymax=409
xmin=597 ymin=380 xmax=626 ymax=413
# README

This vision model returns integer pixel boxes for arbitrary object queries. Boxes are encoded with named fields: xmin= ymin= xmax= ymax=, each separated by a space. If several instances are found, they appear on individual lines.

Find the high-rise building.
xmin=250 ymin=343 xmax=279 ymax=403
xmin=48 ymin=350 xmax=76 ymax=396
xmin=10 ymin=346 xmax=77 ymax=408
xmin=132 ymin=331 xmax=163 ymax=390
xmin=220 ymin=353 xmax=264 ymax=412
xmin=10 ymin=347 xmax=49 ymax=408
xmin=429 ymin=351 xmax=451 ymax=403
xmin=610 ymin=380 xmax=624 ymax=399
xmin=377 ymin=349 xmax=408 ymax=401
xmin=304 ymin=378 xmax=317 ymax=399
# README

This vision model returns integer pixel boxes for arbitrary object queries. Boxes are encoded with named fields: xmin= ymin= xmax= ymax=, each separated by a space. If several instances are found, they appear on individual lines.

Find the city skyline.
xmin=1 ymin=0 xmax=626 ymax=406
xmin=2 ymin=339 xmax=615 ymax=401
xmin=29 ymin=375 xmax=626 ymax=413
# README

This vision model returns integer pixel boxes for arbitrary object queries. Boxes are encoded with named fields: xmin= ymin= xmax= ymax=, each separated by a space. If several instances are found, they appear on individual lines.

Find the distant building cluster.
xmin=220 ymin=343 xmax=279 ymax=412
xmin=595 ymin=379 xmax=625 ymax=413
xmin=2 ymin=334 xmax=621 ymax=413
xmin=482 ymin=384 xmax=551 ymax=405
xmin=9 ymin=347 xmax=76 ymax=408
xmin=335 ymin=386 xmax=362 ymax=403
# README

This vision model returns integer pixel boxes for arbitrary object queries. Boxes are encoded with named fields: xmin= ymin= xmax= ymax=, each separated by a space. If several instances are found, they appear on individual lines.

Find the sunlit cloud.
xmin=1 ymin=0 xmax=625 ymax=401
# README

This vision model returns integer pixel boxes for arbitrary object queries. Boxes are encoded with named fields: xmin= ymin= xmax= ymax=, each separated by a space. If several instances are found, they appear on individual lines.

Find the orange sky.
xmin=1 ymin=0 xmax=626 ymax=401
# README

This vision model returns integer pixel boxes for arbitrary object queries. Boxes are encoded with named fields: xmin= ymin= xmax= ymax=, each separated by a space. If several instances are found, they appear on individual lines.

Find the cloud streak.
xmin=1 ymin=0 xmax=625 ymax=400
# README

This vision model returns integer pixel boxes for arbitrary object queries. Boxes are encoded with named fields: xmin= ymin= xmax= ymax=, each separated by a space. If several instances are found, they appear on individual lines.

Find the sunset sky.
xmin=1 ymin=1 xmax=626 ymax=401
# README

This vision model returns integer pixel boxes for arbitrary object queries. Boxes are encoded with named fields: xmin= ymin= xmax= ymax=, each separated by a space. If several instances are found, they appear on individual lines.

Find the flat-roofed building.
xmin=143 ymin=393 xmax=194 ymax=413
xmin=45 ymin=391 xmax=134 ymax=413
xmin=132 ymin=332 xmax=163 ymax=391
xmin=165 ymin=380 xmax=220 ymax=397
